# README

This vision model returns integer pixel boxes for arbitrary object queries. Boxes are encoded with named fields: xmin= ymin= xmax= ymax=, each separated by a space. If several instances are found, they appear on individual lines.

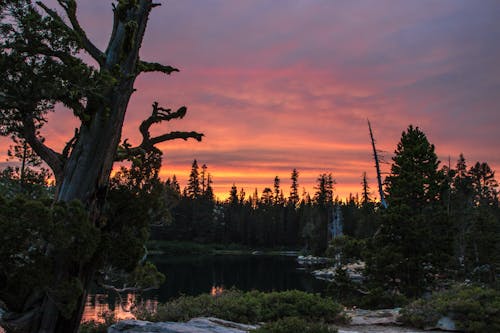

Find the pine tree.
xmin=361 ymin=172 xmax=371 ymax=205
xmin=229 ymin=183 xmax=238 ymax=205
xmin=171 ymin=175 xmax=181 ymax=195
xmin=314 ymin=173 xmax=335 ymax=206
xmin=200 ymin=163 xmax=207 ymax=194
xmin=186 ymin=159 xmax=201 ymax=199
xmin=368 ymin=125 xmax=451 ymax=297
xmin=204 ymin=173 xmax=214 ymax=200
xmin=469 ymin=162 xmax=498 ymax=207
xmin=289 ymin=168 xmax=300 ymax=205
xmin=273 ymin=176 xmax=282 ymax=205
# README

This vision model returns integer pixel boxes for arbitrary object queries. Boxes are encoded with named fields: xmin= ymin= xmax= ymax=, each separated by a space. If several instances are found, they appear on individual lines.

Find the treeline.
xmin=151 ymin=125 xmax=499 ymax=295
xmin=151 ymin=162 xmax=377 ymax=254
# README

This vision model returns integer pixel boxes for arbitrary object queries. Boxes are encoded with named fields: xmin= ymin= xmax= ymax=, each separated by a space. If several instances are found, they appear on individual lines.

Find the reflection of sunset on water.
xmin=210 ymin=285 xmax=225 ymax=296
xmin=83 ymin=286 xmax=225 ymax=323
xmin=82 ymin=293 xmax=157 ymax=323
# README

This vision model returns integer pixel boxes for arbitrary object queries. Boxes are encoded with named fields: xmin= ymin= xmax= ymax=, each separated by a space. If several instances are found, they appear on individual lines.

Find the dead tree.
xmin=368 ymin=120 xmax=387 ymax=208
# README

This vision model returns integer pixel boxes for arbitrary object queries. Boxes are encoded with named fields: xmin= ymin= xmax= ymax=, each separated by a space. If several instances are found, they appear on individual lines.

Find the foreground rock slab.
xmin=108 ymin=317 xmax=258 ymax=333
xmin=337 ymin=326 xmax=443 ymax=333
xmin=346 ymin=308 xmax=401 ymax=325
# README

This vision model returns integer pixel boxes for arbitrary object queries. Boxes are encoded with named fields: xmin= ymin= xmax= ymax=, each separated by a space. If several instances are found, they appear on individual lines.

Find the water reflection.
xmin=83 ymin=255 xmax=327 ymax=322
xmin=82 ymin=293 xmax=157 ymax=323
xmin=210 ymin=285 xmax=224 ymax=296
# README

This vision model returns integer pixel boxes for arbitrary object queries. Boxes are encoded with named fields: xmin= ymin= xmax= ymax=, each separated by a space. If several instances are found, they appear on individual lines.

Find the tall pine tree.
xmin=368 ymin=125 xmax=452 ymax=297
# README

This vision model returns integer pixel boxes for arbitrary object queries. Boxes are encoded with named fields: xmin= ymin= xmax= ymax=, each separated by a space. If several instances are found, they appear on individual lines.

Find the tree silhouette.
xmin=0 ymin=1 xmax=202 ymax=331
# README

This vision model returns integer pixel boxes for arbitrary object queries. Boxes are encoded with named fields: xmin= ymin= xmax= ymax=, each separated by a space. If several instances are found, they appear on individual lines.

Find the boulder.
xmin=346 ymin=308 xmax=401 ymax=326
xmin=296 ymin=255 xmax=331 ymax=265
xmin=108 ymin=317 xmax=259 ymax=333
xmin=428 ymin=316 xmax=457 ymax=331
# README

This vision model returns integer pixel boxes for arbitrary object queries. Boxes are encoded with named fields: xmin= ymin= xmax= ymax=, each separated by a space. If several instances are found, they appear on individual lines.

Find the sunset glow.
xmin=1 ymin=0 xmax=499 ymax=201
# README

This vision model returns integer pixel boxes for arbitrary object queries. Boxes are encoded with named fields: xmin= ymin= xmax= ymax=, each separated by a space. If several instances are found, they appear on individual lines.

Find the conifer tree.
xmin=204 ymin=173 xmax=214 ymax=200
xmin=361 ymin=172 xmax=371 ymax=205
xmin=273 ymin=176 xmax=282 ymax=205
xmin=289 ymin=168 xmax=300 ymax=205
xmin=186 ymin=159 xmax=201 ymax=199
xmin=368 ymin=125 xmax=451 ymax=297
xmin=229 ymin=183 xmax=238 ymax=205
xmin=314 ymin=173 xmax=334 ymax=206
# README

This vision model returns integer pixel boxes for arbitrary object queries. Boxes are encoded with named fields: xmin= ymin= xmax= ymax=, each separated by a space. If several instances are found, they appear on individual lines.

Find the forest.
xmin=146 ymin=127 xmax=500 ymax=294
xmin=0 ymin=1 xmax=499 ymax=333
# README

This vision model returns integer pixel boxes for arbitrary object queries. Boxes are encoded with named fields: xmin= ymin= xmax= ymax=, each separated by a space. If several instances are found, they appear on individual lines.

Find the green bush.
xmin=325 ymin=236 xmax=366 ymax=264
xmin=134 ymin=289 xmax=346 ymax=324
xmin=254 ymin=317 xmax=337 ymax=333
xmin=401 ymin=285 xmax=500 ymax=332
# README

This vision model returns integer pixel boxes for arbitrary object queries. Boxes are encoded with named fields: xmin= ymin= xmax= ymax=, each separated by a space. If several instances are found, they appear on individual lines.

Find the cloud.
xmin=2 ymin=0 xmax=498 ymax=200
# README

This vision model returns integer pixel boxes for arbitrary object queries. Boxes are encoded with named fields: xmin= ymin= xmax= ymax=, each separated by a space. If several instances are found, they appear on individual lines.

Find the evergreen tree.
xmin=289 ymin=168 xmax=300 ymax=206
xmin=361 ymin=172 xmax=371 ymax=205
xmin=314 ymin=173 xmax=335 ymax=206
xmin=368 ymin=125 xmax=452 ymax=297
xmin=1 ymin=136 xmax=53 ymax=198
xmin=170 ymin=175 xmax=181 ymax=196
xmin=252 ymin=188 xmax=259 ymax=208
xmin=469 ymin=162 xmax=498 ymax=207
xmin=186 ymin=159 xmax=201 ymax=199
xmin=273 ymin=176 xmax=283 ymax=205
xmin=200 ymin=163 xmax=207 ymax=194
xmin=204 ymin=173 xmax=214 ymax=200
xmin=239 ymin=187 xmax=246 ymax=204
xmin=261 ymin=187 xmax=273 ymax=205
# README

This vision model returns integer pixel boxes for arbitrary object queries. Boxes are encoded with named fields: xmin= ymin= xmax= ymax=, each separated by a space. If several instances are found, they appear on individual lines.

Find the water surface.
xmin=83 ymin=254 xmax=327 ymax=322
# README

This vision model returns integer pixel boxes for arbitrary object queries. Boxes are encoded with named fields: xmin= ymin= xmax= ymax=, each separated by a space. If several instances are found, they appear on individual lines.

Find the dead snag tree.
xmin=0 ymin=1 xmax=202 ymax=332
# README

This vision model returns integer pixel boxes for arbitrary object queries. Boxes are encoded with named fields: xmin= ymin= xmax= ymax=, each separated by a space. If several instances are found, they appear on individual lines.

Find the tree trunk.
xmin=19 ymin=2 xmax=154 ymax=332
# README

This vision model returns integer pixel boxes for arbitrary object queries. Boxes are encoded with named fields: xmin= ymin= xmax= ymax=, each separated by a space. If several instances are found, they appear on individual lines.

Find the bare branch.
xmin=138 ymin=61 xmax=179 ymax=75
xmin=21 ymin=113 xmax=63 ymax=182
xmin=149 ymin=131 xmax=204 ymax=145
xmin=116 ymin=102 xmax=203 ymax=161
xmin=62 ymin=128 xmax=79 ymax=159
xmin=36 ymin=1 xmax=105 ymax=67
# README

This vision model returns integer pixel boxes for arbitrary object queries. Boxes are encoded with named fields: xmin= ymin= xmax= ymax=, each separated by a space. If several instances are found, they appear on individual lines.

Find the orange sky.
xmin=1 ymin=1 xmax=500 ymax=201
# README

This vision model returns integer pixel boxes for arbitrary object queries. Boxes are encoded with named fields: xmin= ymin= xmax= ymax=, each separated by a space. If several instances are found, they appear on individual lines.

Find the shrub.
xmin=254 ymin=317 xmax=337 ymax=333
xmin=134 ymin=289 xmax=346 ymax=324
xmin=401 ymin=285 xmax=500 ymax=332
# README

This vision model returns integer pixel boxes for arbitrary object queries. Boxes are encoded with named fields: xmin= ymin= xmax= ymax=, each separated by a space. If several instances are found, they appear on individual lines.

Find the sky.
xmin=1 ymin=0 xmax=500 ymax=200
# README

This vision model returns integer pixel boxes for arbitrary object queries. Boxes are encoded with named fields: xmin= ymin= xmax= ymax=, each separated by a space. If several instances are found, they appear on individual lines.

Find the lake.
xmin=83 ymin=254 xmax=328 ymax=322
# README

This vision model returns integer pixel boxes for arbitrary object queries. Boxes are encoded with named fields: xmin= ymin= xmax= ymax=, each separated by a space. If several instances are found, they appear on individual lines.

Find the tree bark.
xmin=29 ymin=1 xmax=154 ymax=332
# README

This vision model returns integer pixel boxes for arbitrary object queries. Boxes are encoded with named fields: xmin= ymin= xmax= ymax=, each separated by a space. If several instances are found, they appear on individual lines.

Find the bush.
xmin=325 ymin=236 xmax=366 ymax=264
xmin=401 ymin=285 xmax=500 ymax=332
xmin=254 ymin=317 xmax=337 ymax=333
xmin=134 ymin=289 xmax=346 ymax=324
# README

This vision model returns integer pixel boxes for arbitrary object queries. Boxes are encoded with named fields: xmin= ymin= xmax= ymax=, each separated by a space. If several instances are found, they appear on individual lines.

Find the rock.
xmin=312 ymin=267 xmax=336 ymax=281
xmin=311 ymin=261 xmax=366 ymax=282
xmin=431 ymin=316 xmax=457 ymax=331
xmin=296 ymin=255 xmax=331 ymax=265
xmin=108 ymin=317 xmax=259 ymax=333
xmin=346 ymin=308 xmax=401 ymax=326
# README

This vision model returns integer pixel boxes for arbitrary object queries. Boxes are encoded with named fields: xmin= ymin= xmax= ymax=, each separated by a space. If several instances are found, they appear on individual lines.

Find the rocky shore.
xmin=106 ymin=309 xmax=453 ymax=333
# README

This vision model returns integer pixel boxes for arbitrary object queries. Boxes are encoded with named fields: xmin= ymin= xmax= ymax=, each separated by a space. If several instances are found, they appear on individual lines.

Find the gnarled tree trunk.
xmin=0 ymin=2 xmax=183 ymax=333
